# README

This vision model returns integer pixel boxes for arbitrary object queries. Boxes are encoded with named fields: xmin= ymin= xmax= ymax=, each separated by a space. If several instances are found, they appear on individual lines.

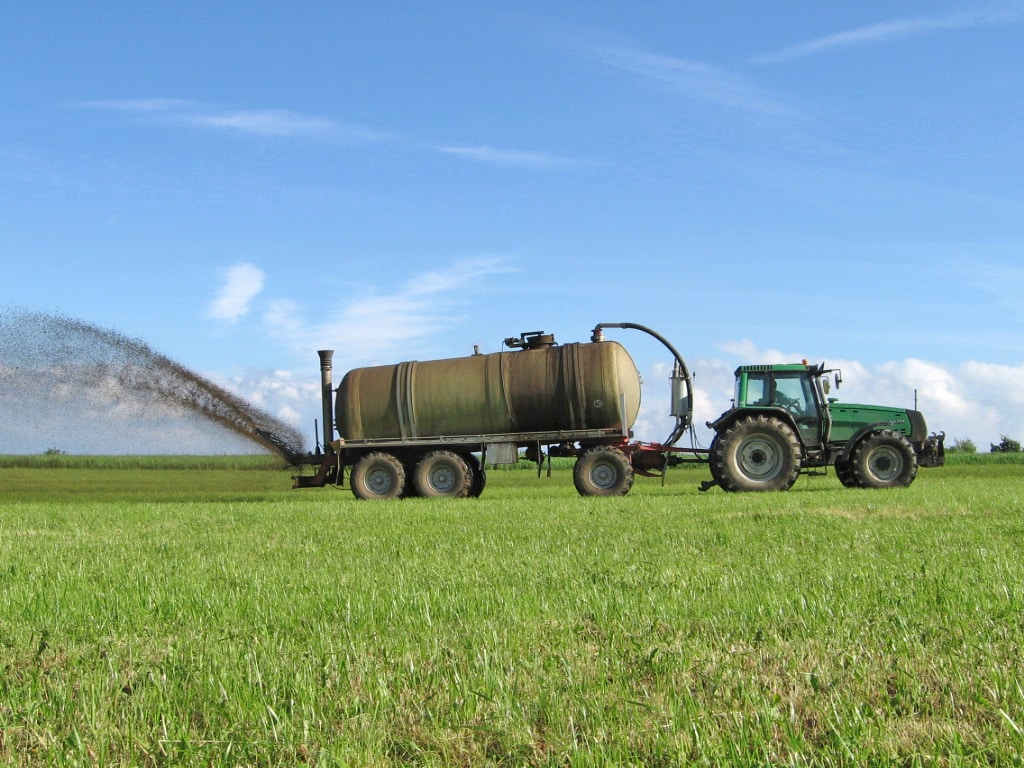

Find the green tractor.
xmin=703 ymin=362 xmax=945 ymax=492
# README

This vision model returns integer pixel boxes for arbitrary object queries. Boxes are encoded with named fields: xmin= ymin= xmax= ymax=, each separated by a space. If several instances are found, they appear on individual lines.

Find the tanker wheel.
xmin=834 ymin=459 xmax=861 ymax=488
xmin=413 ymin=450 xmax=473 ymax=498
xmin=399 ymin=457 xmax=422 ymax=498
xmin=712 ymin=415 xmax=801 ymax=492
xmin=573 ymin=446 xmax=634 ymax=497
xmin=351 ymin=452 xmax=406 ymax=500
xmin=851 ymin=430 xmax=918 ymax=489
xmin=462 ymin=453 xmax=487 ymax=498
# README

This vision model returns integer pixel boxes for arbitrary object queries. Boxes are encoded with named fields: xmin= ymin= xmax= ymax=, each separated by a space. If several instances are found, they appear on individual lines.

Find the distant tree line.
xmin=948 ymin=436 xmax=1021 ymax=454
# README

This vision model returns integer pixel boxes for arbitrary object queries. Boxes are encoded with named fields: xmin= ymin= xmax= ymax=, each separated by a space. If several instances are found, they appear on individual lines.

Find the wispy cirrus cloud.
xmin=80 ymin=99 xmax=571 ymax=165
xmin=183 ymin=109 xmax=340 ymax=137
xmin=78 ymin=98 xmax=383 ymax=141
xmin=206 ymin=263 xmax=265 ymax=322
xmin=81 ymin=98 xmax=196 ymax=113
xmin=754 ymin=5 xmax=1024 ymax=64
xmin=262 ymin=256 xmax=517 ymax=364
xmin=592 ymin=45 xmax=796 ymax=119
xmin=438 ymin=145 xmax=582 ymax=170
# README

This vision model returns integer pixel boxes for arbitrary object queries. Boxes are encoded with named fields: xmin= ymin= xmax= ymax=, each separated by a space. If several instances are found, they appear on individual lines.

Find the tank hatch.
xmin=504 ymin=331 xmax=557 ymax=350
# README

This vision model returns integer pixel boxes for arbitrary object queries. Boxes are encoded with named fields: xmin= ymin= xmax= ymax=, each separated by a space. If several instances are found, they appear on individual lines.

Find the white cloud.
xmin=755 ymin=6 xmax=1024 ymax=64
xmin=185 ymin=257 xmax=519 ymax=441
xmin=206 ymin=263 xmax=265 ymax=322
xmin=82 ymin=99 xmax=569 ymax=164
xmin=261 ymin=256 xmax=516 ymax=366
xmin=184 ymin=109 xmax=340 ymax=137
xmin=213 ymin=368 xmax=319 ymax=435
xmin=79 ymin=97 xmax=196 ymax=112
xmin=591 ymin=45 xmax=796 ymax=118
xmin=439 ymin=145 xmax=581 ymax=170
xmin=718 ymin=338 xmax=803 ymax=364
xmin=79 ymin=99 xmax=381 ymax=141
xmin=637 ymin=357 xmax=734 ymax=447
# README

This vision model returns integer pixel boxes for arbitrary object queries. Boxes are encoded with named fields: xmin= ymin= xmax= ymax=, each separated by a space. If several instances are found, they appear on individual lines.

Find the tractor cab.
xmin=733 ymin=362 xmax=838 ymax=447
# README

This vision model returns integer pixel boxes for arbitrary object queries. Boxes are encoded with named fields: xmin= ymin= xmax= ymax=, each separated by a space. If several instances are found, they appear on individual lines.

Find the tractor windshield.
xmin=741 ymin=372 xmax=813 ymax=411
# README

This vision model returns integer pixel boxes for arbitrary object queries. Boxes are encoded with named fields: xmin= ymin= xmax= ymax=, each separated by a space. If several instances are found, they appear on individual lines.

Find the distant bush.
xmin=43 ymin=447 xmax=67 ymax=456
xmin=948 ymin=437 xmax=977 ymax=454
xmin=990 ymin=435 xmax=1022 ymax=454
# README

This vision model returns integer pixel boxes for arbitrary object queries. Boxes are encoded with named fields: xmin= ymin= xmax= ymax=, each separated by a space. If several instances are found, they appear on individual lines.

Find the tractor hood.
xmin=827 ymin=402 xmax=928 ymax=443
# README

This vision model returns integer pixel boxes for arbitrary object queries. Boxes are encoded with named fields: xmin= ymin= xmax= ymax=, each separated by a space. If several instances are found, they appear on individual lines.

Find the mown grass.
xmin=0 ymin=459 xmax=1022 ymax=766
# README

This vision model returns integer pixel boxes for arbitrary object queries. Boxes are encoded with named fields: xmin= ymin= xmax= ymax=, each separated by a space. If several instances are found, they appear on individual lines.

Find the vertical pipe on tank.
xmin=318 ymin=350 xmax=335 ymax=452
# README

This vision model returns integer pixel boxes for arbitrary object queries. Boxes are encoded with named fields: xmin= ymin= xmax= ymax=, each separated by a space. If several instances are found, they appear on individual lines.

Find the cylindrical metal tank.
xmin=335 ymin=341 xmax=641 ymax=440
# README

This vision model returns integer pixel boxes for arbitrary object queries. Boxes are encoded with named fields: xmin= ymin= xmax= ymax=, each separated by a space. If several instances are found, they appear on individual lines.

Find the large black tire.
xmin=351 ymin=452 xmax=406 ymax=500
xmin=707 ymin=435 xmax=723 ymax=484
xmin=834 ymin=459 xmax=861 ymax=488
xmin=573 ymin=446 xmax=634 ymax=497
xmin=712 ymin=415 xmax=801 ymax=492
xmin=399 ymin=456 xmax=424 ymax=498
xmin=413 ymin=451 xmax=473 ymax=498
xmin=462 ymin=453 xmax=487 ymax=498
xmin=851 ymin=430 xmax=918 ymax=488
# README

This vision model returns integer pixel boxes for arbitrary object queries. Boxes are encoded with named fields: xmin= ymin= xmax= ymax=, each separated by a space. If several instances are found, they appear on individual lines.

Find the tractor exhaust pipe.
xmin=318 ymin=350 xmax=335 ymax=453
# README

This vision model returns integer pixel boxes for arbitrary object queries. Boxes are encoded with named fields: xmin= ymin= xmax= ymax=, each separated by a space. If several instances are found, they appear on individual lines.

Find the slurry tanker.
xmin=291 ymin=323 xmax=944 ymax=499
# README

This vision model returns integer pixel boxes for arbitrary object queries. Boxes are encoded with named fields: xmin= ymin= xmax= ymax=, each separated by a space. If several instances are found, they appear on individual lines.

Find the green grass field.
xmin=1 ymin=456 xmax=1022 ymax=766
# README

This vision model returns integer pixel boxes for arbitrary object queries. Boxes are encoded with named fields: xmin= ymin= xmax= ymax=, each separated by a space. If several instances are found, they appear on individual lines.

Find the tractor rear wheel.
xmin=834 ymin=459 xmax=860 ymax=488
xmin=851 ymin=431 xmax=918 ymax=488
xmin=712 ymin=415 xmax=801 ymax=492
xmin=351 ymin=452 xmax=406 ymax=500
xmin=413 ymin=450 xmax=473 ymax=498
xmin=707 ymin=435 xmax=723 ymax=484
xmin=573 ymin=446 xmax=634 ymax=496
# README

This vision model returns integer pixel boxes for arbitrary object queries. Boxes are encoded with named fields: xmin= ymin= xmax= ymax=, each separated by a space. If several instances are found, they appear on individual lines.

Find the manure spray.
xmin=0 ymin=308 xmax=306 ymax=458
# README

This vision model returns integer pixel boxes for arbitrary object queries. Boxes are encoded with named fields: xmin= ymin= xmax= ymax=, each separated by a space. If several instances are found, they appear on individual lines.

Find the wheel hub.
xmin=429 ymin=466 xmax=456 ymax=493
xmin=868 ymin=446 xmax=903 ymax=481
xmin=738 ymin=437 xmax=783 ymax=480
xmin=589 ymin=461 xmax=618 ymax=490
xmin=366 ymin=469 xmax=395 ymax=494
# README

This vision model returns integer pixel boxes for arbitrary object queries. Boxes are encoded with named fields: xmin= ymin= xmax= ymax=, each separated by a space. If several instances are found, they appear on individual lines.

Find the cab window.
xmin=742 ymin=374 xmax=769 ymax=406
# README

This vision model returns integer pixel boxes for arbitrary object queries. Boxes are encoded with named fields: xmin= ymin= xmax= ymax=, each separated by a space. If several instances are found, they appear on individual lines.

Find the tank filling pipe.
xmin=591 ymin=322 xmax=693 ymax=447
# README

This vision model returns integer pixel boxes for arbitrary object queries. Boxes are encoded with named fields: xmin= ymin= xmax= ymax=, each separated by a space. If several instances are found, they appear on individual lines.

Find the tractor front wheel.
xmin=851 ymin=431 xmax=918 ymax=488
xmin=712 ymin=415 xmax=801 ymax=492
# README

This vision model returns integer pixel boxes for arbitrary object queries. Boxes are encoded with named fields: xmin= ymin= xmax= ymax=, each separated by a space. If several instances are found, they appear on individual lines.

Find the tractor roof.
xmin=735 ymin=363 xmax=814 ymax=375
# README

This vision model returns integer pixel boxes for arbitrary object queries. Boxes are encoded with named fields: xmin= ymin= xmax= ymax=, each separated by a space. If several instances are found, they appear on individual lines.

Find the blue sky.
xmin=2 ymin=1 xmax=1023 ymax=452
